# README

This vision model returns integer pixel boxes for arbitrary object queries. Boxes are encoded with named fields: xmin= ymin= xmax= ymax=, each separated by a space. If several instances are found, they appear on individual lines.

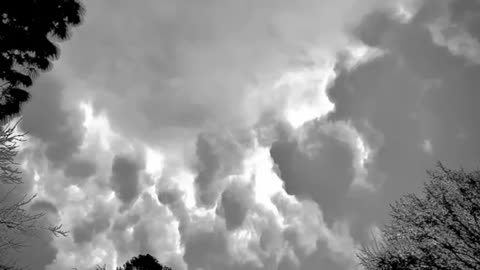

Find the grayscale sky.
xmin=6 ymin=0 xmax=480 ymax=269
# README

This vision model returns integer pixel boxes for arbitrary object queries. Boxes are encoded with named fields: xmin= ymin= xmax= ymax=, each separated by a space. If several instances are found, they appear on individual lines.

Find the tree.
xmin=358 ymin=163 xmax=480 ymax=270
xmin=0 ymin=0 xmax=84 ymax=121
xmin=115 ymin=254 xmax=172 ymax=270
xmin=0 ymin=122 xmax=67 ymax=268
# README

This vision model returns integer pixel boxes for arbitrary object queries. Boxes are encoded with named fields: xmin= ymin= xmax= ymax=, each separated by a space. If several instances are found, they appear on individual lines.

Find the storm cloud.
xmin=9 ymin=0 xmax=480 ymax=270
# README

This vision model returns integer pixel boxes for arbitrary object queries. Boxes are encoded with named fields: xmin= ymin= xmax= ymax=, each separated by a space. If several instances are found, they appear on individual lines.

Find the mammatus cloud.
xmin=18 ymin=113 xmax=365 ymax=270
xmin=217 ymin=180 xmax=253 ymax=231
xmin=12 ymin=0 xmax=480 ymax=269
xmin=110 ymin=154 xmax=143 ymax=207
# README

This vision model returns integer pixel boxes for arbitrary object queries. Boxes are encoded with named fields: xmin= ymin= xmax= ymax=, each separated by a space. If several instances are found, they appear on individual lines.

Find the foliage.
xmin=0 ymin=0 xmax=84 ymax=121
xmin=116 ymin=254 xmax=172 ymax=270
xmin=358 ymin=163 xmax=480 ymax=270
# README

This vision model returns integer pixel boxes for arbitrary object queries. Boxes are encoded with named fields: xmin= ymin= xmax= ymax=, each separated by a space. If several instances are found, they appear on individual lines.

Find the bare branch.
xmin=0 ymin=121 xmax=26 ymax=185
xmin=0 ymin=120 xmax=67 ymax=267
xmin=358 ymin=164 xmax=480 ymax=269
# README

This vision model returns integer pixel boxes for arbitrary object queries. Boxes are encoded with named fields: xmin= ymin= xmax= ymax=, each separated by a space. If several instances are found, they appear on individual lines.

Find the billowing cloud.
xmin=56 ymin=0 xmax=403 ymax=145
xmin=217 ymin=181 xmax=253 ymax=231
xmin=110 ymin=154 xmax=144 ymax=206
xmin=9 ymin=0 xmax=480 ymax=270
xmin=72 ymin=200 xmax=111 ymax=244
xmin=270 ymin=123 xmax=354 ymax=223
xmin=20 ymin=76 xmax=85 ymax=169
xmin=64 ymin=158 xmax=97 ymax=182
xmin=183 ymin=226 xmax=231 ymax=270
xmin=193 ymin=131 xmax=251 ymax=207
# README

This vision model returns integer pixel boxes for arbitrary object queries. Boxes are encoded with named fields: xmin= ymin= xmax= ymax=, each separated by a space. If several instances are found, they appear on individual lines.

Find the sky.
xmin=2 ymin=0 xmax=480 ymax=269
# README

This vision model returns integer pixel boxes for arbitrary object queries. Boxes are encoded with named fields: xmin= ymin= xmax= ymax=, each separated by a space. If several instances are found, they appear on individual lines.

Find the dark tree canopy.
xmin=0 ymin=0 xmax=84 ymax=121
xmin=358 ymin=163 xmax=480 ymax=270
xmin=116 ymin=254 xmax=172 ymax=270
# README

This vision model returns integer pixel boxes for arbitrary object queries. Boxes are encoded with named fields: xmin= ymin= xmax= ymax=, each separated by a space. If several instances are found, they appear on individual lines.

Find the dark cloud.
xmin=130 ymin=193 xmax=176 ymax=257
xmin=14 ymin=1 xmax=480 ymax=269
xmin=297 ymin=241 xmax=354 ymax=270
xmin=193 ymin=132 xmax=249 ymax=207
xmin=318 ymin=0 xmax=480 ymax=247
xmin=72 ymin=221 xmax=95 ymax=244
xmin=352 ymin=10 xmax=399 ymax=48
xmin=29 ymin=200 xmax=59 ymax=216
xmin=108 ymin=213 xmax=142 ymax=258
xmin=157 ymin=187 xmax=182 ymax=206
xmin=271 ymin=194 xmax=332 ymax=259
xmin=4 ymin=199 xmax=58 ymax=270
xmin=270 ymin=121 xmax=355 ymax=224
xmin=183 ymin=228 xmax=231 ymax=270
xmin=217 ymin=181 xmax=253 ymax=231
xmin=106 ymin=193 xmax=180 ymax=268
xmin=7 ymin=229 xmax=57 ymax=270
xmin=448 ymin=0 xmax=480 ymax=41
xmin=419 ymin=64 xmax=480 ymax=170
xmin=72 ymin=201 xmax=111 ymax=244
xmin=328 ymin=52 xmax=433 ymax=193
xmin=326 ymin=10 xmax=437 ymax=246
xmin=64 ymin=158 xmax=97 ymax=182
xmin=110 ymin=155 xmax=142 ymax=206
xmin=0 ymin=166 xmax=59 ymax=270
xmin=194 ymin=134 xmax=222 ymax=207
xmin=258 ymin=219 xmax=284 ymax=256
xmin=20 ymin=76 xmax=85 ymax=169
xmin=132 ymin=222 xmax=154 ymax=255
xmin=277 ymin=254 xmax=299 ymax=270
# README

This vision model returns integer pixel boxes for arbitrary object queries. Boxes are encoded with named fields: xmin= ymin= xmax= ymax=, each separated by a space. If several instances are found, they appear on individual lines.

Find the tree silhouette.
xmin=358 ymin=163 xmax=480 ymax=269
xmin=116 ymin=254 xmax=172 ymax=270
xmin=0 ymin=0 xmax=84 ymax=121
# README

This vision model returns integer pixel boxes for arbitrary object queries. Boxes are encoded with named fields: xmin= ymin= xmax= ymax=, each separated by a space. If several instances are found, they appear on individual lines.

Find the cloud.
xmin=217 ymin=181 xmax=253 ymax=231
xmin=55 ymin=0 xmax=402 ymax=146
xmin=1 ymin=197 xmax=60 ymax=270
xmin=110 ymin=154 xmax=144 ymax=206
xmin=270 ymin=119 xmax=377 ymax=225
xmin=64 ymin=157 xmax=97 ymax=182
xmin=72 ymin=200 xmax=111 ymax=244
xmin=29 ymin=200 xmax=59 ymax=216
xmin=448 ymin=0 xmax=480 ymax=41
xmin=183 ymin=226 xmax=231 ymax=270
xmin=193 ymin=131 xmax=251 ymax=207
xmin=17 ymin=102 xmax=371 ymax=270
xmin=20 ymin=76 xmax=85 ymax=169
xmin=313 ymin=0 xmax=480 ymax=247
xmin=14 ymin=104 xmax=373 ymax=270
xmin=15 ymin=1 xmax=480 ymax=270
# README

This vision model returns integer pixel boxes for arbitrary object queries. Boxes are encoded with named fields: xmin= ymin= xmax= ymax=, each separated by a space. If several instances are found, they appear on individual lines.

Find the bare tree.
xmin=0 ymin=122 xmax=24 ymax=185
xmin=0 ymin=121 xmax=67 ymax=267
xmin=358 ymin=163 xmax=480 ymax=270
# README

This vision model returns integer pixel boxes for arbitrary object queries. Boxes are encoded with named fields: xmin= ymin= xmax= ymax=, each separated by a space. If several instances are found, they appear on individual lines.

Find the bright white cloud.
xmin=274 ymin=64 xmax=337 ymax=129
